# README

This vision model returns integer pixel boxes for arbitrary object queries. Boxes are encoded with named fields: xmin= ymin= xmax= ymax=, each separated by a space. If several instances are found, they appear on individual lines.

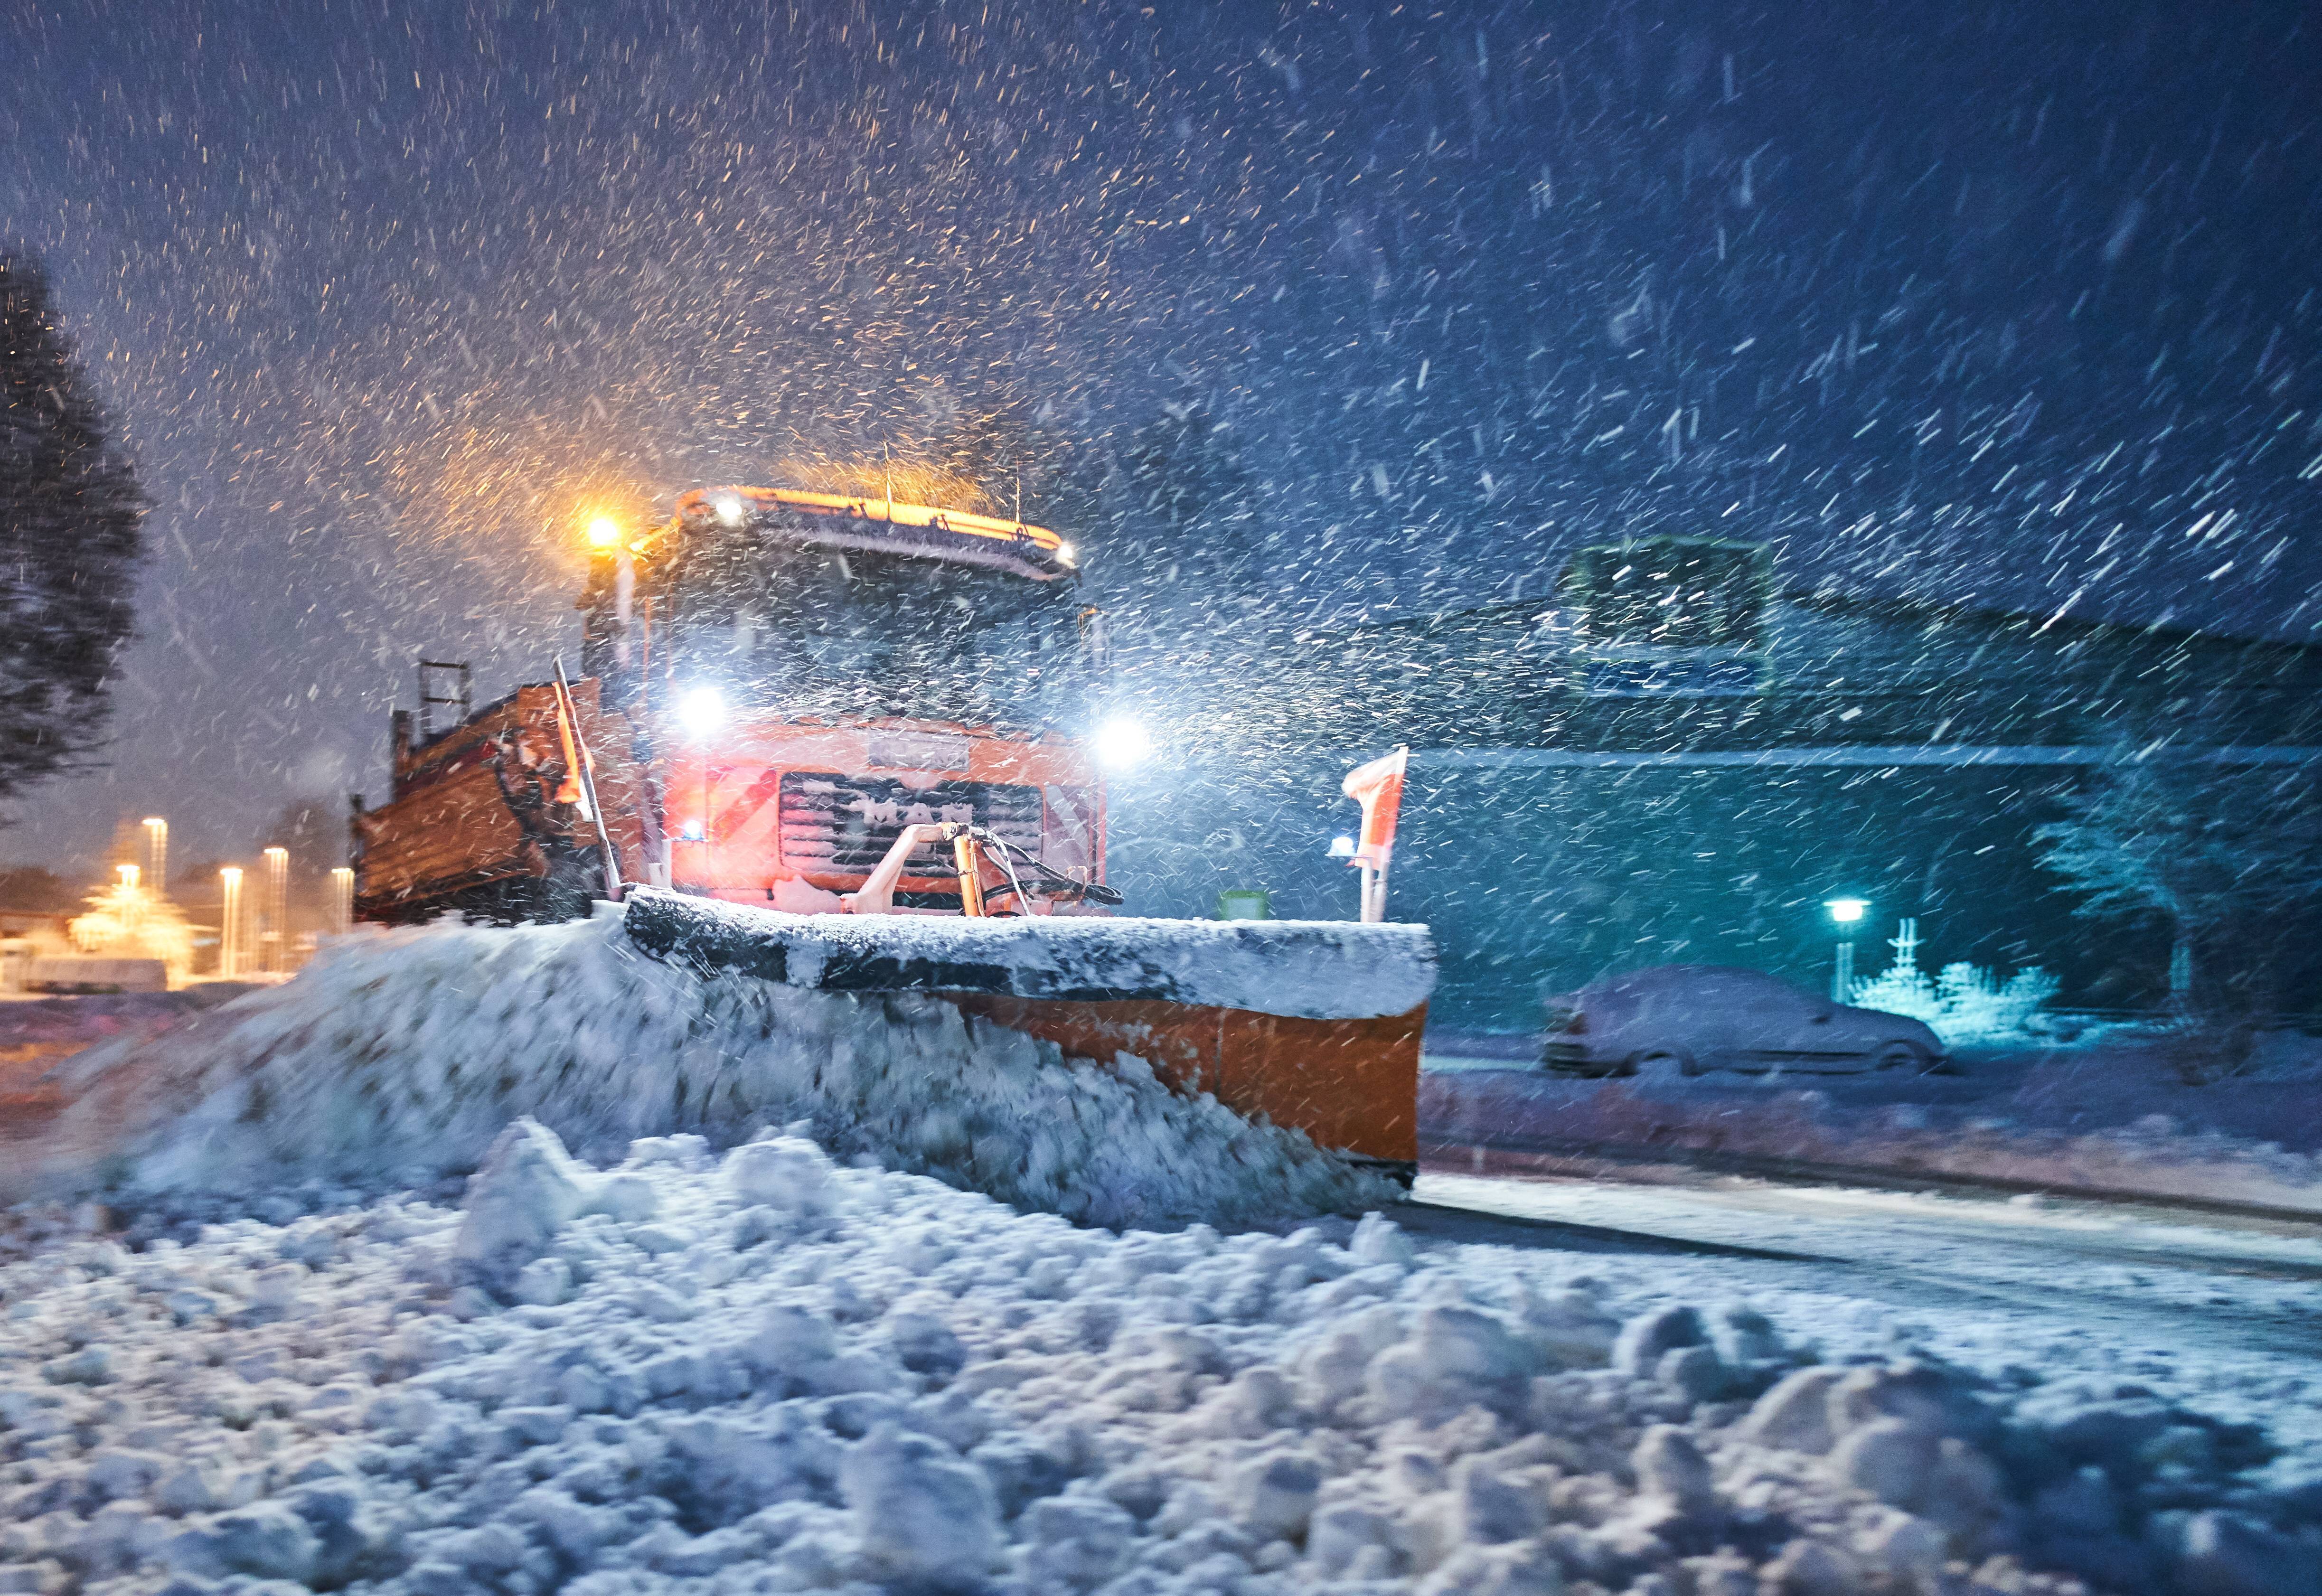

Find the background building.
xmin=1110 ymin=539 xmax=2322 ymax=1032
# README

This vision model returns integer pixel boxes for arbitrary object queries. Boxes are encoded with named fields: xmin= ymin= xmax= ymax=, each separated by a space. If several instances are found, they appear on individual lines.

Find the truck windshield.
xmin=667 ymin=539 xmax=1087 ymax=729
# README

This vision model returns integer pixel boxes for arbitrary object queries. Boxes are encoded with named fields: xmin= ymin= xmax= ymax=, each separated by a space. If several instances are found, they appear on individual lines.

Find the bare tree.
xmin=0 ymin=252 xmax=145 ymax=805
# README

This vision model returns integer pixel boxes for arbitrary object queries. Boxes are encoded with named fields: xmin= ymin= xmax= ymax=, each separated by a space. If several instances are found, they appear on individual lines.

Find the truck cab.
xmin=355 ymin=485 xmax=1110 ymax=923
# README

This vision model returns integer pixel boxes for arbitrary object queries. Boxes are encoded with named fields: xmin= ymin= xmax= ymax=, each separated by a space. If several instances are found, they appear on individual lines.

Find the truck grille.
xmin=778 ymin=772 xmax=1044 ymax=877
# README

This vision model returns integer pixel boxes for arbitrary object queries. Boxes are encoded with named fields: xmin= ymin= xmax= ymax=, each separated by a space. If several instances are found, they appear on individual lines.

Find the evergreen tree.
xmin=0 ymin=864 xmax=78 ymax=911
xmin=0 ymin=252 xmax=144 ymax=804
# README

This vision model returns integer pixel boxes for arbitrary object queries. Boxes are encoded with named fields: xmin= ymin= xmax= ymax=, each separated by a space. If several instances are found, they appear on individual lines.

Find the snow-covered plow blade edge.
xmin=620 ymin=888 xmax=1433 ymax=1176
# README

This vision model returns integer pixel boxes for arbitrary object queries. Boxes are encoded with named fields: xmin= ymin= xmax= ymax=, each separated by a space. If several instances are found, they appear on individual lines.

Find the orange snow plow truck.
xmin=352 ymin=485 xmax=1430 ymax=1179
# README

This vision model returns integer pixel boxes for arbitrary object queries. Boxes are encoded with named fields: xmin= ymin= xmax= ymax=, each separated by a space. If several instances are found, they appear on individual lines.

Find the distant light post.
xmin=263 ymin=847 xmax=289 ymax=973
xmin=329 ymin=867 xmax=356 ymax=937
xmin=219 ymin=867 xmax=244 ymax=977
xmin=142 ymin=817 xmax=168 ymax=901
xmin=1825 ymin=897 xmax=1868 ymax=1001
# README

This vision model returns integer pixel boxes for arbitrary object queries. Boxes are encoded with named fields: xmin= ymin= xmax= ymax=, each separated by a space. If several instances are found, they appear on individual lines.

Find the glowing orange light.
xmin=585 ymin=516 xmax=622 ymax=549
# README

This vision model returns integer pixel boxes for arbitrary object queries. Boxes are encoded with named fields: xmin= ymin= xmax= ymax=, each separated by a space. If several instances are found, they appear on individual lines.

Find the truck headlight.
xmin=677 ymin=685 xmax=725 ymax=740
xmin=1093 ymin=716 xmax=1150 ymax=769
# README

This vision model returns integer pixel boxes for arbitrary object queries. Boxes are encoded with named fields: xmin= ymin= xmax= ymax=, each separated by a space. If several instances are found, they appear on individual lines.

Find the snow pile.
xmin=1850 ymin=963 xmax=2062 ymax=1047
xmin=16 ymin=913 xmax=1393 ymax=1229
xmin=1 ymin=1122 xmax=2315 ymax=1596
xmin=1426 ymin=1052 xmax=2322 ymax=1214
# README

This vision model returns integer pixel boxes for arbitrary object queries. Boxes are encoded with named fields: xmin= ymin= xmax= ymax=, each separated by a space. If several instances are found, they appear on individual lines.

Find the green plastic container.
xmin=1216 ymin=889 xmax=1272 ymax=921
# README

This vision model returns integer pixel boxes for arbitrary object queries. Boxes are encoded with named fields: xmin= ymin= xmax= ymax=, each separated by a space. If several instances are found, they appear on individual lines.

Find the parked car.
xmin=1540 ymin=965 xmax=1946 ymax=1078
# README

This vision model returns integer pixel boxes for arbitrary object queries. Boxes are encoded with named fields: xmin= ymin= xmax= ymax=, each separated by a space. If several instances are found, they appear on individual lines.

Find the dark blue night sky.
xmin=5 ymin=0 xmax=2319 ymax=872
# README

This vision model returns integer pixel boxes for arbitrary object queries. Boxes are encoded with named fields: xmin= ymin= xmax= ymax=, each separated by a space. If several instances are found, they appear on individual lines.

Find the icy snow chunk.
xmin=154 ymin=1459 xmax=235 ymax=1516
xmin=1417 ymin=1539 xmax=1566 ymax=1596
xmin=1295 ymin=1306 xmax=1406 ymax=1417
xmin=452 ymin=1119 xmax=595 ymax=1296
xmin=508 ymin=1256 xmax=571 ymax=1307
xmin=1633 ymin=1426 xmax=1716 ymax=1515
xmin=165 ymin=1504 xmax=319 ymax=1583
xmin=1190 ymin=1365 xmax=1297 ymax=1439
xmin=40 ymin=1344 xmax=112 ymax=1386
xmin=1827 ymin=1360 xmax=1996 ymax=1444
xmin=1611 ymin=1305 xmax=1706 ymax=1379
xmin=626 ymin=1224 xmax=690 ymax=1257
xmin=1738 ymin=1367 xmax=1847 ymax=1455
xmin=84 ymin=1449 xmax=169 ymax=1505
xmin=1349 ymin=1210 xmax=1417 ymax=1267
xmin=884 ymin=1304 xmax=968 ymax=1377
xmin=248 ymin=1265 xmax=306 ymax=1315
xmin=1830 ymin=1418 xmax=1940 ymax=1509
xmin=76 ymin=1500 xmax=167 ymax=1575
xmin=1232 ymin=1451 xmax=1323 ymax=1540
xmin=1454 ymin=1455 xmax=1551 ymax=1545
xmin=743 ymin=1304 xmax=840 ymax=1377
xmin=499 ymin=1406 xmax=571 ymax=1447
xmin=838 ymin=1423 xmax=1000 ymax=1587
xmin=623 ymin=1133 xmax=707 ymax=1166
xmin=1515 ymin=1285 xmax=1621 ymax=1369
xmin=1019 ymin=1494 xmax=1135 ymax=1590
xmin=723 ymin=1135 xmax=840 ymax=1217
xmin=164 ymin=1289 xmax=222 ymax=1325
xmin=1366 ymin=1305 xmax=1533 ymax=1422
xmin=1711 ymin=1305 xmax=1786 ymax=1366
xmin=1854 ymin=1512 xmax=1946 ymax=1582
xmin=589 ymin=1174 xmax=659 ymax=1223
xmin=1762 ymin=1538 xmax=1862 ymax=1596
xmin=1920 ymin=1438 xmax=2012 ymax=1544
xmin=1308 ymin=1501 xmax=1403 ymax=1580
xmin=1655 ymin=1345 xmax=1729 ymax=1404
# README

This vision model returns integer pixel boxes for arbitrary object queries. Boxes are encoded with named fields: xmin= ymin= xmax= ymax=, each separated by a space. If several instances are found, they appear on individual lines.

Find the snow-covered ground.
xmin=3 ymin=921 xmax=2319 ymax=1596
xmin=1423 ymin=1030 xmax=2322 ymax=1215
xmin=5 ymin=1123 xmax=2320 ymax=1596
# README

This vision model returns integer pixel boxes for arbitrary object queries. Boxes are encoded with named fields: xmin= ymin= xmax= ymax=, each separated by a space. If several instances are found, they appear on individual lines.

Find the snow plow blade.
xmin=620 ymin=888 xmax=1431 ymax=1177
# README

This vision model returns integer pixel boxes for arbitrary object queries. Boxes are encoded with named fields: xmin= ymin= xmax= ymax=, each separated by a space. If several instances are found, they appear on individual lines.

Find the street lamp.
xmin=219 ymin=866 xmax=244 ymax=977
xmin=1824 ymin=897 xmax=1869 ymax=1002
xmin=329 ymin=867 xmax=356 ymax=937
xmin=142 ymin=817 xmax=168 ymax=900
xmin=263 ymin=847 xmax=289 ymax=973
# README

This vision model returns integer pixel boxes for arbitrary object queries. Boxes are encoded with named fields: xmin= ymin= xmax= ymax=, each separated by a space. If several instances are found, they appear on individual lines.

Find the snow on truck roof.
xmin=666 ymin=485 xmax=1077 ymax=574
